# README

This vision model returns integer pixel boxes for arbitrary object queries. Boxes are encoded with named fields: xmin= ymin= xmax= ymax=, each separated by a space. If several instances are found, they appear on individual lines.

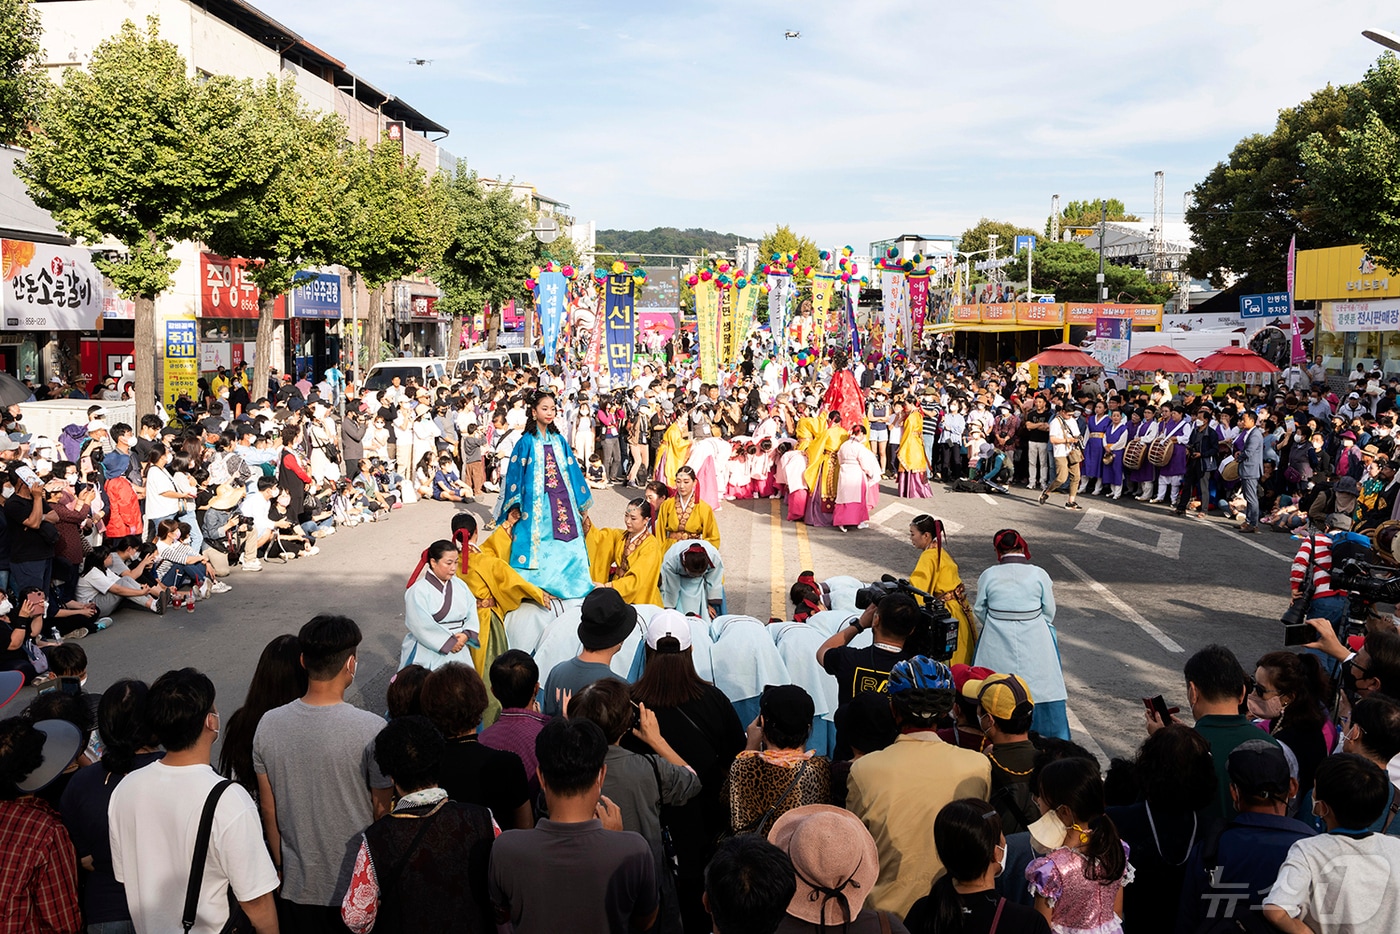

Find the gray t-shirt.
xmin=541 ymin=658 xmax=616 ymax=717
xmin=489 ymin=818 xmax=658 ymax=934
xmin=252 ymin=699 xmax=392 ymax=905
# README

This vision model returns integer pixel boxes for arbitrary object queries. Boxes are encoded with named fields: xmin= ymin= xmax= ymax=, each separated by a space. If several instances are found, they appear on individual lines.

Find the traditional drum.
xmin=1123 ymin=438 xmax=1147 ymax=470
xmin=1147 ymin=436 xmax=1175 ymax=468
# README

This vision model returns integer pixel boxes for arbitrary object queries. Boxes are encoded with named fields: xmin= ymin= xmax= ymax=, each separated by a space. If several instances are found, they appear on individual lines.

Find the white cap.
xmin=644 ymin=609 xmax=692 ymax=651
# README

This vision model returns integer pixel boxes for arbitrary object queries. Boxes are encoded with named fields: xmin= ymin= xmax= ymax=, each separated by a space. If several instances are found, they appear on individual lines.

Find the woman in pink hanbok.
xmin=750 ymin=436 xmax=779 ymax=498
xmin=833 ymin=424 xmax=882 ymax=531
xmin=724 ymin=436 xmax=754 ymax=500
xmin=779 ymin=441 xmax=809 ymax=521
xmin=685 ymin=434 xmax=730 ymax=509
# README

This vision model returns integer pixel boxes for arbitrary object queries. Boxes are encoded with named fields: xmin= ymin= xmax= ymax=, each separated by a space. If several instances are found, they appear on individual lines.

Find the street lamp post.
xmin=1363 ymin=28 xmax=1400 ymax=52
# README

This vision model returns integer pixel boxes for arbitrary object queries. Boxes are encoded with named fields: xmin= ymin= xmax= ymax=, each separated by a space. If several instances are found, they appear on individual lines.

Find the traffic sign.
xmin=1239 ymin=292 xmax=1289 ymax=319
xmin=1015 ymin=235 xmax=1036 ymax=254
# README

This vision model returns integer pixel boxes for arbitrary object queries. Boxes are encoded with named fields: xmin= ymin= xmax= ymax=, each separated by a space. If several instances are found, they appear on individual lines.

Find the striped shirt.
xmin=1290 ymin=534 xmax=1344 ymax=599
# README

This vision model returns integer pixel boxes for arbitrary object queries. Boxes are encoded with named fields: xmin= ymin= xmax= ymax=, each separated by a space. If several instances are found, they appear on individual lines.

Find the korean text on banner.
xmin=718 ymin=285 xmax=734 ymax=365
xmin=880 ymin=271 xmax=902 ymax=356
xmin=1323 ymin=299 xmax=1400 ymax=332
xmin=585 ymin=296 xmax=604 ymax=373
xmin=811 ymin=274 xmax=836 ymax=357
xmin=1 ymin=240 xmax=104 ymax=331
xmin=163 ymin=315 xmax=199 ymax=409
xmin=1287 ymin=235 xmax=1305 ymax=364
xmin=604 ymin=273 xmax=636 ymax=386
xmin=290 ymin=271 xmax=342 ymax=319
xmin=1094 ymin=318 xmax=1131 ymax=376
xmin=846 ymin=281 xmax=862 ymax=357
xmin=907 ymin=275 xmax=929 ymax=348
xmin=732 ymin=281 xmax=760 ymax=363
xmin=199 ymin=254 xmax=261 ymax=319
xmin=537 ymin=271 xmax=566 ymax=365
xmin=695 ymin=279 xmax=720 ymax=384
xmin=768 ymin=274 xmax=791 ymax=359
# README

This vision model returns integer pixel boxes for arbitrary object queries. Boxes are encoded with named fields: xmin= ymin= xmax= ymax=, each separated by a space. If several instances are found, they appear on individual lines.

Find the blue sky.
xmin=257 ymin=0 xmax=1396 ymax=249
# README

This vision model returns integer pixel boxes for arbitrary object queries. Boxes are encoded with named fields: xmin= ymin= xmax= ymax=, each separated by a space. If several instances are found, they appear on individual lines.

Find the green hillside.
xmin=597 ymin=227 xmax=754 ymax=257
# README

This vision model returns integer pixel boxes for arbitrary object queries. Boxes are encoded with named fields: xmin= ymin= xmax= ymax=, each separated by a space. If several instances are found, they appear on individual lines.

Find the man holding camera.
xmin=816 ymin=592 xmax=921 ymax=710
xmin=1288 ymin=512 xmax=1352 ymax=680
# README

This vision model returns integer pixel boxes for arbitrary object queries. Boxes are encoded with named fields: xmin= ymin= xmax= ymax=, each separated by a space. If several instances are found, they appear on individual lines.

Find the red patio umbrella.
xmin=1195 ymin=345 xmax=1279 ymax=374
xmin=1118 ymin=345 xmax=1198 ymax=374
xmin=1027 ymin=343 xmax=1104 ymax=369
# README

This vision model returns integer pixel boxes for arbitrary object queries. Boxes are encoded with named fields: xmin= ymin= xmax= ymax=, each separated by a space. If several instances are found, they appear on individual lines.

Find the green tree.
xmin=757 ymin=225 xmax=821 ymax=272
xmin=429 ymin=167 xmax=534 ymax=351
xmin=957 ymin=218 xmax=1041 ymax=258
xmin=1187 ymin=83 xmax=1355 ymax=289
xmin=337 ymin=133 xmax=438 ymax=373
xmin=0 ymin=0 xmax=43 ymax=144
xmin=1046 ymin=199 xmax=1139 ymax=236
xmin=1002 ymin=241 xmax=1174 ymax=304
xmin=205 ymin=76 xmax=346 ymax=399
xmin=1303 ymin=55 xmax=1400 ymax=270
xmin=19 ymin=17 xmax=274 ymax=418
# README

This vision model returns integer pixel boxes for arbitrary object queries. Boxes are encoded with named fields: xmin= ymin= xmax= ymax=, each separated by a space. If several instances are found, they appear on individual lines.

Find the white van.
xmin=503 ymin=348 xmax=540 ymax=369
xmin=365 ymin=358 xmax=446 ymax=392
xmin=454 ymin=350 xmax=511 ymax=379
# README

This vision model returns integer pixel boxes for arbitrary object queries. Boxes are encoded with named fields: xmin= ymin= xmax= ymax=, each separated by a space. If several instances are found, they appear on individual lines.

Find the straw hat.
xmin=769 ymin=805 xmax=880 ymax=926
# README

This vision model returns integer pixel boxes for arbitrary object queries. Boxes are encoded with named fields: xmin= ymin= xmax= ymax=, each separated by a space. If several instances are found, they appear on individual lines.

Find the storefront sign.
xmin=951 ymin=304 xmax=981 ymax=323
xmin=79 ymin=338 xmax=135 ymax=396
xmin=290 ymin=271 xmax=342 ymax=319
xmin=980 ymin=303 xmax=1016 ymax=323
xmin=1014 ymin=302 xmax=1064 ymax=326
xmin=1 ymin=239 xmax=104 ymax=330
xmin=199 ymin=254 xmax=261 ymax=318
xmin=163 ymin=315 xmax=199 ymax=408
xmin=411 ymin=295 xmax=444 ymax=320
xmin=102 ymin=294 xmax=135 ymax=321
xmin=1065 ymin=303 xmax=1163 ymax=327
xmin=1296 ymin=244 xmax=1400 ymax=300
xmin=1322 ymin=299 xmax=1400 ymax=332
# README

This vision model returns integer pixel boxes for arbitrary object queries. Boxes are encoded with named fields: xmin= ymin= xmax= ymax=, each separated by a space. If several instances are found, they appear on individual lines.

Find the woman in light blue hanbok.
xmin=495 ymin=390 xmax=595 ymax=600
xmin=971 ymin=528 xmax=1069 ymax=740
xmin=400 ymin=540 xmax=479 ymax=671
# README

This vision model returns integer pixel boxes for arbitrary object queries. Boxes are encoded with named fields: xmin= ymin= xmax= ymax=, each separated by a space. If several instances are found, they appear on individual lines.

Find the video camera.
xmin=854 ymin=574 xmax=959 ymax=662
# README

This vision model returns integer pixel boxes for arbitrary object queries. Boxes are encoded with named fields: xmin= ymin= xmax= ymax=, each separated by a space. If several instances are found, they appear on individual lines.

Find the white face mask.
xmin=0 ymin=597 xmax=13 ymax=616
xmin=1028 ymin=809 xmax=1067 ymax=855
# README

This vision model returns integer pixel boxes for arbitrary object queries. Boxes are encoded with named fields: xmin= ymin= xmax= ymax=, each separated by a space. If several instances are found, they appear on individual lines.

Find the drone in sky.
xmin=784 ymin=31 xmax=801 ymax=39
xmin=408 ymin=58 xmax=433 ymax=66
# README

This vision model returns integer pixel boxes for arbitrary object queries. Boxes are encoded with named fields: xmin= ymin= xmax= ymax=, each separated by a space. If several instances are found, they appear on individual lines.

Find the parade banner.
xmin=2 ymin=240 xmax=104 ymax=331
xmin=880 ymin=271 xmax=903 ymax=356
xmin=718 ymin=284 xmax=735 ymax=366
xmin=537 ymin=271 xmax=566 ymax=365
xmin=732 ymin=280 xmax=760 ymax=364
xmin=811 ymin=274 xmax=836 ymax=358
xmin=695 ymin=279 xmax=720 ymax=384
xmin=604 ymin=273 xmax=635 ymax=385
xmin=1287 ymin=235 xmax=1305 ymax=364
xmin=908 ymin=274 xmax=929 ymax=347
xmin=585 ymin=295 xmax=604 ymax=373
xmin=163 ymin=313 xmax=198 ymax=409
xmin=768 ymin=273 xmax=792 ymax=358
xmin=846 ymin=281 xmax=862 ymax=357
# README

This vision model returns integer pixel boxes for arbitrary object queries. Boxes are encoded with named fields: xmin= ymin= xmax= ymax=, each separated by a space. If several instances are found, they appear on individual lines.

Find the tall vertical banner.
xmin=768 ymin=274 xmax=791 ymax=358
xmin=1287 ymin=235 xmax=1305 ymax=365
xmin=695 ymin=279 xmax=720 ymax=384
xmin=718 ymin=285 xmax=734 ymax=366
xmin=880 ymin=271 xmax=905 ymax=356
xmin=908 ymin=275 xmax=929 ymax=349
xmin=847 ymin=281 xmax=862 ymax=357
xmin=163 ymin=313 xmax=198 ymax=409
xmin=732 ymin=281 xmax=760 ymax=364
xmin=537 ymin=271 xmax=566 ymax=365
xmin=586 ymin=293 xmax=604 ymax=373
xmin=604 ymin=273 xmax=635 ymax=385
xmin=811 ymin=274 xmax=836 ymax=358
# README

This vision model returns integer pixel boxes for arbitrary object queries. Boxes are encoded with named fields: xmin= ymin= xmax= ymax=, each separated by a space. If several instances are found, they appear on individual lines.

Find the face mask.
xmin=1295 ymin=434 xmax=1304 ymax=442
xmin=993 ymin=844 xmax=1006 ymax=878
xmin=1311 ymin=800 xmax=1325 ymax=820
xmin=1247 ymin=691 xmax=1284 ymax=721
xmin=0 ymin=597 xmax=13 ymax=616
xmin=1027 ymin=809 xmax=1067 ymax=855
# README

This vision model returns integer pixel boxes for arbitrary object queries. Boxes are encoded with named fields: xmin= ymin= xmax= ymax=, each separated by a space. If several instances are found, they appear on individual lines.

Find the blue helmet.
xmin=888 ymin=656 xmax=954 ymax=694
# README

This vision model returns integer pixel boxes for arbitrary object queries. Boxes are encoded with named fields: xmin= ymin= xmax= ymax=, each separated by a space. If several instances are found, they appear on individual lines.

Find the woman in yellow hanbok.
xmin=584 ymin=498 xmax=664 ymax=605
xmin=451 ymin=513 xmax=553 ymax=720
xmin=801 ymin=411 xmax=849 ymax=527
xmin=907 ymin=514 xmax=977 ymax=665
xmin=653 ymin=466 xmax=721 ymax=549
xmin=653 ymin=416 xmax=692 ymax=491
xmin=896 ymin=398 xmax=934 ymax=498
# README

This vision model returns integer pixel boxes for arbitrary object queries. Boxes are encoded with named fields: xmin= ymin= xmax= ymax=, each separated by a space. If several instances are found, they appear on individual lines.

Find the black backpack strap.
xmin=1383 ymin=784 xmax=1400 ymax=833
xmin=183 ymin=779 xmax=237 ymax=933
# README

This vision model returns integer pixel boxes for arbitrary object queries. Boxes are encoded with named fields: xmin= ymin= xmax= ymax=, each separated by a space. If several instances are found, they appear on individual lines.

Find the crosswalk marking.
xmin=1054 ymin=554 xmax=1185 ymax=653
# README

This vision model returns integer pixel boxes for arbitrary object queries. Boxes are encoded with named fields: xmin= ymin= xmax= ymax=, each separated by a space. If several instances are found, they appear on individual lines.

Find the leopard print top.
xmin=725 ymin=754 xmax=832 ymax=836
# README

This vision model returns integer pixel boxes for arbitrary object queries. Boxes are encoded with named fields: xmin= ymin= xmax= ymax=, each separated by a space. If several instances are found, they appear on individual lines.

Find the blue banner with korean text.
xmin=604 ymin=273 xmax=636 ymax=385
xmin=290 ymin=271 xmax=343 ymax=319
xmin=538 ymin=271 xmax=566 ymax=365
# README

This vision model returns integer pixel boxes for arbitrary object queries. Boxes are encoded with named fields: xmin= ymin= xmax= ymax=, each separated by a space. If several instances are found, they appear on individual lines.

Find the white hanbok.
xmin=400 ymin=570 xmax=478 ymax=670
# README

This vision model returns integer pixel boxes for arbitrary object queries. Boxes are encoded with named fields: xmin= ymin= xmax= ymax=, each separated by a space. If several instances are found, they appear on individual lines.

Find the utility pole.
xmin=1097 ymin=200 xmax=1108 ymax=302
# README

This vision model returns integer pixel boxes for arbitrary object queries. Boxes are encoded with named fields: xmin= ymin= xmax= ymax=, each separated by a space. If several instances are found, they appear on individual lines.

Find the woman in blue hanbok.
xmin=971 ymin=528 xmax=1069 ymax=740
xmin=496 ymin=390 xmax=595 ymax=600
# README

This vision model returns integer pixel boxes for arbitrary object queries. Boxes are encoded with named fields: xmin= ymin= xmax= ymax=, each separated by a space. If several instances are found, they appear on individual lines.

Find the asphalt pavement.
xmin=64 ymin=475 xmax=1297 ymax=764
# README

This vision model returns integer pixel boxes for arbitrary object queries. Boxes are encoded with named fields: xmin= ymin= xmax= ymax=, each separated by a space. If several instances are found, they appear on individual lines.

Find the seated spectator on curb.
xmin=479 ymin=650 xmax=550 ymax=800
xmin=488 ymin=718 xmax=659 ymax=934
xmin=342 ymin=715 xmax=496 ymax=934
xmin=1264 ymin=754 xmax=1400 ymax=932
xmin=1177 ymin=740 xmax=1315 ymax=933
xmin=702 ymin=835 xmax=796 ymax=934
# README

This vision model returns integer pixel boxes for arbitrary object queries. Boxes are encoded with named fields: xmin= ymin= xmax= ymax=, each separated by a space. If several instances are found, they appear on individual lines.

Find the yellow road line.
xmin=795 ymin=517 xmax=813 ymax=577
xmin=770 ymin=498 xmax=785 ymax=622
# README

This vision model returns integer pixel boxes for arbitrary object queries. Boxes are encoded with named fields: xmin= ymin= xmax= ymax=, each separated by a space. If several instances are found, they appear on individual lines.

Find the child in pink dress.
xmin=1025 ymin=757 xmax=1133 ymax=934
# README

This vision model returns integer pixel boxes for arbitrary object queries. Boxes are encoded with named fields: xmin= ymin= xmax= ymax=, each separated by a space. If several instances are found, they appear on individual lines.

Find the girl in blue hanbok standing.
xmin=496 ymin=390 xmax=595 ymax=600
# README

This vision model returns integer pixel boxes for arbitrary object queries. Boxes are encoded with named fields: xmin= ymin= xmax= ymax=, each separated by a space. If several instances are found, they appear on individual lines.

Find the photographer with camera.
xmin=816 ymin=592 xmax=921 ymax=712
xmin=1288 ymin=513 xmax=1352 ymax=681
xmin=972 ymin=529 xmax=1068 ymax=740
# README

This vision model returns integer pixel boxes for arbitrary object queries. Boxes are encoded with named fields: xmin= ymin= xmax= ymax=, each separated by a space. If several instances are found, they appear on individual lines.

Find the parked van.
xmin=503 ymin=347 xmax=540 ymax=369
xmin=365 ymin=358 xmax=446 ymax=392
xmin=454 ymin=350 xmax=511 ymax=379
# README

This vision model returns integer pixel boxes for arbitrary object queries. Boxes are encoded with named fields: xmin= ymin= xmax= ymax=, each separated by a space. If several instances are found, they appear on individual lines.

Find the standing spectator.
xmin=479 ymin=649 xmax=550 ymax=800
xmin=1177 ymin=741 xmax=1316 ymax=933
xmin=460 ymin=424 xmax=486 ymax=497
xmin=1248 ymin=651 xmax=1331 ymax=798
xmin=253 ymin=616 xmax=393 ymax=931
xmin=6 ymin=464 xmax=54 ymax=596
xmin=541 ymin=587 xmax=635 ymax=717
xmin=488 ymin=718 xmax=659 ymax=934
xmin=1022 ymin=395 xmax=1053 ymax=491
xmin=968 ymin=672 xmax=1041 ymax=834
xmin=0 ymin=711 xmax=83 ymax=933
xmin=1288 ymin=519 xmax=1351 ymax=679
xmin=1264 ymin=754 xmax=1400 ymax=932
xmin=109 ymin=668 xmax=279 ymax=933
xmin=420 ymin=662 xmax=533 ymax=831
xmin=846 ymin=657 xmax=991 ymax=916
xmin=218 ymin=635 xmax=308 ymax=794
xmin=725 ymin=684 xmax=831 ymax=837
xmin=703 ymin=835 xmax=796 ymax=934
xmin=341 ymin=716 xmax=496 ymax=934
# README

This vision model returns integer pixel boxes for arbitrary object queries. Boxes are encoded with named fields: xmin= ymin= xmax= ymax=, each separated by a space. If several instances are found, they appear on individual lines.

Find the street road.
xmin=69 ymin=479 xmax=1296 ymax=763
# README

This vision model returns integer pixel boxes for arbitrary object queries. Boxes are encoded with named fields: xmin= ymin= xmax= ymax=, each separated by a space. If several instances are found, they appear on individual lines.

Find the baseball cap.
xmin=643 ymin=609 xmax=692 ymax=651
xmin=1227 ymin=739 xmax=1291 ymax=798
xmin=968 ymin=672 xmax=1035 ymax=720
xmin=0 ymin=434 xmax=19 ymax=453
xmin=952 ymin=664 xmax=995 ymax=699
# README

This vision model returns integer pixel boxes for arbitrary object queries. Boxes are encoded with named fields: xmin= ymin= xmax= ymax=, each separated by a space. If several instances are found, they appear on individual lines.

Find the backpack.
xmin=103 ymin=476 xmax=143 ymax=538
xmin=58 ymin=424 xmax=88 ymax=464
xmin=952 ymin=478 xmax=991 ymax=494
